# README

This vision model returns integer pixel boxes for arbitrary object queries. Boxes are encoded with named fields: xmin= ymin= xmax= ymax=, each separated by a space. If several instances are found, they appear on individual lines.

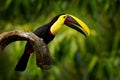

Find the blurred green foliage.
xmin=0 ymin=0 xmax=120 ymax=80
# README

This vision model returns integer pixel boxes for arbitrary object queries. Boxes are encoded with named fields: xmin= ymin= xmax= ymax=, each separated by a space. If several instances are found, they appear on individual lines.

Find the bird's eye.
xmin=63 ymin=16 xmax=66 ymax=18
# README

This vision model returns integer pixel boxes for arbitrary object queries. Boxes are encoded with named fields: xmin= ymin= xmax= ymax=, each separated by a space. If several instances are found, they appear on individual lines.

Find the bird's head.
xmin=50 ymin=14 xmax=90 ymax=36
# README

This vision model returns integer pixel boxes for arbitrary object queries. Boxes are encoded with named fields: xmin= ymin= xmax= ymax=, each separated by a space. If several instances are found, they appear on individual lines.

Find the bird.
xmin=15 ymin=14 xmax=90 ymax=71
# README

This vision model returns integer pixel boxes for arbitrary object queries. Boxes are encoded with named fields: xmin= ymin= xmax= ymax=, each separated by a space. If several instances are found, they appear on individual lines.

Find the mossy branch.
xmin=0 ymin=30 xmax=51 ymax=70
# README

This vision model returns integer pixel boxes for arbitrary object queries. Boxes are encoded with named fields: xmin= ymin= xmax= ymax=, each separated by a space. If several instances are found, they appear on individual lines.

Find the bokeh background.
xmin=0 ymin=0 xmax=120 ymax=80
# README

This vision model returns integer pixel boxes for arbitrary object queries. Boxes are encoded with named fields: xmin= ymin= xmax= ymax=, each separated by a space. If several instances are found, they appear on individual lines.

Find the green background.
xmin=0 ymin=0 xmax=120 ymax=80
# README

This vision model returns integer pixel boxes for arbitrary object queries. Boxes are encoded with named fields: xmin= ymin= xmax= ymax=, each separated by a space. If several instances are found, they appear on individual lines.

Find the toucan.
xmin=15 ymin=14 xmax=90 ymax=71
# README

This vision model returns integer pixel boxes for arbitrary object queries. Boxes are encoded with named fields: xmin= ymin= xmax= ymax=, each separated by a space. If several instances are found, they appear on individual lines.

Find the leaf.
xmin=4 ymin=0 xmax=12 ymax=10
xmin=88 ymin=55 xmax=98 ymax=72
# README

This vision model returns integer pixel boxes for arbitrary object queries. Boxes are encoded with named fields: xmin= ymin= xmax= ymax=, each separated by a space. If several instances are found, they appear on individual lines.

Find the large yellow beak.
xmin=64 ymin=14 xmax=90 ymax=36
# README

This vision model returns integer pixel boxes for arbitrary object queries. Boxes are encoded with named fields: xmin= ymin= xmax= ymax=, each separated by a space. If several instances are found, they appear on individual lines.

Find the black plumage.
xmin=15 ymin=14 xmax=62 ymax=71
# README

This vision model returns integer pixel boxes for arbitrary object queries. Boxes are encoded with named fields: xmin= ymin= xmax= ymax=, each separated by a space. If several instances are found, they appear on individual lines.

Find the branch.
xmin=0 ymin=30 xmax=51 ymax=70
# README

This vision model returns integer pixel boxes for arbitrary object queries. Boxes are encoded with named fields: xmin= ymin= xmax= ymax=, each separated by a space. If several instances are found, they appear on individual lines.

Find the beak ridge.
xmin=64 ymin=14 xmax=90 ymax=36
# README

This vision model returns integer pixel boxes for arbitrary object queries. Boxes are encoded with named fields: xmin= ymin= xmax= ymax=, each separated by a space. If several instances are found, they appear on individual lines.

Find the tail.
xmin=15 ymin=51 xmax=31 ymax=71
